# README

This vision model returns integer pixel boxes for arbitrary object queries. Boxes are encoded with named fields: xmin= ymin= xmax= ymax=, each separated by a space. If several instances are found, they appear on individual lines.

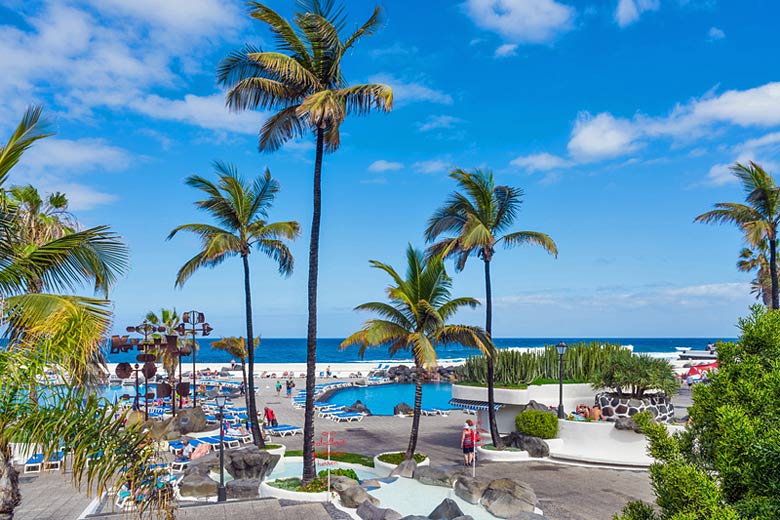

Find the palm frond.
xmin=500 ymin=231 xmax=558 ymax=257
xmin=0 ymin=105 xmax=53 ymax=185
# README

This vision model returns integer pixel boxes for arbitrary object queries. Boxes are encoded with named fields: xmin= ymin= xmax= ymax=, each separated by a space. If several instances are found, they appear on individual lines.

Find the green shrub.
xmin=267 ymin=477 xmax=330 ymax=493
xmin=318 ymin=468 xmax=359 ymax=481
xmin=591 ymin=350 xmax=678 ymax=399
xmin=377 ymin=452 xmax=426 ymax=465
xmin=616 ymin=306 xmax=780 ymax=519
xmin=515 ymin=410 xmax=558 ymax=439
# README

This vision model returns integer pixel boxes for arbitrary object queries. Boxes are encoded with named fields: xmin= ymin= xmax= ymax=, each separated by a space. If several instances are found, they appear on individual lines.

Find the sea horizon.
xmin=103 ymin=337 xmax=736 ymax=364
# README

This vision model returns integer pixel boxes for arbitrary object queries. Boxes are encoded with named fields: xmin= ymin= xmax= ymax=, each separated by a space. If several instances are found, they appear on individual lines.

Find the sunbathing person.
xmin=175 ymin=439 xmax=195 ymax=462
xmin=590 ymin=405 xmax=604 ymax=421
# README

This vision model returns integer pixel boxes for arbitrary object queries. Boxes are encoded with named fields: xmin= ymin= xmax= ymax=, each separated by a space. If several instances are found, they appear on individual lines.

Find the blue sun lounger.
xmin=329 ymin=411 xmax=365 ymax=423
xmin=266 ymin=424 xmax=302 ymax=437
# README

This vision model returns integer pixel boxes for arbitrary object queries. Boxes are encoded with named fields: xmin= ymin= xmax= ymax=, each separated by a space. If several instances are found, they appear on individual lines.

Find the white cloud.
xmin=419 ymin=115 xmax=462 ymax=132
xmin=413 ymin=160 xmax=450 ymax=174
xmin=20 ymin=138 xmax=131 ymax=173
xmin=522 ymin=82 xmax=780 ymax=171
xmin=85 ymin=0 xmax=242 ymax=39
xmin=0 ymin=2 xmax=243 ymax=130
xmin=369 ymin=74 xmax=453 ymax=106
xmin=494 ymin=282 xmax=752 ymax=310
xmin=131 ymin=93 xmax=267 ymax=134
xmin=463 ymin=0 xmax=575 ymax=44
xmin=495 ymin=43 xmax=518 ymax=58
xmin=708 ymin=26 xmax=725 ymax=41
xmin=615 ymin=0 xmax=660 ymax=28
xmin=368 ymin=160 xmax=404 ymax=172
xmin=705 ymin=132 xmax=780 ymax=185
xmin=568 ymin=112 xmax=641 ymax=161
xmin=510 ymin=152 xmax=573 ymax=172
xmin=9 ymin=137 xmax=131 ymax=210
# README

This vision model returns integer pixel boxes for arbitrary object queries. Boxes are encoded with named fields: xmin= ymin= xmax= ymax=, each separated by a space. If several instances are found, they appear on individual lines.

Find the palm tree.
xmin=425 ymin=168 xmax=558 ymax=448
xmin=5 ymin=184 xmax=76 ymax=245
xmin=0 ymin=108 xmax=171 ymax=519
xmin=146 ymin=308 xmax=183 ymax=408
xmin=168 ymin=164 xmax=299 ymax=447
xmin=695 ymin=162 xmax=780 ymax=309
xmin=737 ymin=245 xmax=773 ymax=306
xmin=341 ymin=246 xmax=490 ymax=459
xmin=212 ymin=336 xmax=257 ymax=413
xmin=217 ymin=0 xmax=392 ymax=483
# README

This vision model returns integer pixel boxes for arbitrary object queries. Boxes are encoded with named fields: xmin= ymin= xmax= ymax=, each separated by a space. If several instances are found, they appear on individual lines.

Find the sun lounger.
xmin=329 ymin=412 xmax=365 ymax=423
xmin=44 ymin=451 xmax=64 ymax=471
xmin=421 ymin=408 xmax=438 ymax=416
xmin=24 ymin=454 xmax=44 ymax=473
xmin=266 ymin=424 xmax=302 ymax=437
xmin=432 ymin=408 xmax=450 ymax=416
xmin=201 ymin=436 xmax=241 ymax=449
xmin=318 ymin=405 xmax=345 ymax=418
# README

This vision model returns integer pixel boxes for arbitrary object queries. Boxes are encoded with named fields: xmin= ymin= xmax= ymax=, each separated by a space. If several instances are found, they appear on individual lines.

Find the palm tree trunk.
xmin=769 ymin=238 xmax=780 ymax=309
xmin=302 ymin=128 xmax=325 ymax=484
xmin=242 ymin=254 xmax=265 ymax=448
xmin=484 ymin=259 xmax=503 ymax=448
xmin=406 ymin=366 xmax=423 ymax=459
xmin=0 ymin=443 xmax=20 ymax=520
xmin=241 ymin=360 xmax=250 ymax=417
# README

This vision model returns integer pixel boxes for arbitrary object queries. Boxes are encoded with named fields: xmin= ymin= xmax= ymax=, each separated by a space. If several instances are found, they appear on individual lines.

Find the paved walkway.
xmin=14 ymin=377 xmax=671 ymax=519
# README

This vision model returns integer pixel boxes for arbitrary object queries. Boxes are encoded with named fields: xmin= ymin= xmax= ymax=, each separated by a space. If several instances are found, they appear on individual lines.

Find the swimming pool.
xmin=324 ymin=383 xmax=453 ymax=415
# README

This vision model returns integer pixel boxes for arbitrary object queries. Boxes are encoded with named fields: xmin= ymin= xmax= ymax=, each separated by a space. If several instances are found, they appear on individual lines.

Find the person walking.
xmin=275 ymin=380 xmax=282 ymax=397
xmin=285 ymin=378 xmax=294 ymax=398
xmin=461 ymin=419 xmax=479 ymax=466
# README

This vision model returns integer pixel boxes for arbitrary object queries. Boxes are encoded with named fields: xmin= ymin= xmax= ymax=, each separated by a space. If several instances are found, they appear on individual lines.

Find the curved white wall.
xmin=452 ymin=384 xmax=599 ymax=433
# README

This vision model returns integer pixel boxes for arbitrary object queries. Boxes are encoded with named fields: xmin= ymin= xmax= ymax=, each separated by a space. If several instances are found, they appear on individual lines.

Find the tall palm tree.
xmin=425 ymin=168 xmax=558 ymax=448
xmin=212 ymin=336 xmax=257 ymax=413
xmin=737 ymin=245 xmax=773 ymax=306
xmin=695 ymin=162 xmax=780 ymax=309
xmin=0 ymin=108 xmax=171 ymax=519
xmin=168 ymin=164 xmax=299 ymax=447
xmin=341 ymin=246 xmax=490 ymax=459
xmin=217 ymin=0 xmax=392 ymax=483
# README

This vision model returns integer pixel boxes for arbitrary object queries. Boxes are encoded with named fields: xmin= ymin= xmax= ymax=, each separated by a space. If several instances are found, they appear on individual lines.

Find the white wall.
xmin=453 ymin=383 xmax=599 ymax=433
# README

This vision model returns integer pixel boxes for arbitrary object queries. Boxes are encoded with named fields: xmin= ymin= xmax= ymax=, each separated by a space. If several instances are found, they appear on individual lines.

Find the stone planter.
xmin=263 ymin=444 xmax=286 ymax=457
xmin=373 ymin=452 xmax=430 ymax=477
xmin=477 ymin=445 xmax=529 ymax=461
xmin=595 ymin=392 xmax=674 ymax=423
xmin=259 ymin=480 xmax=331 ymax=502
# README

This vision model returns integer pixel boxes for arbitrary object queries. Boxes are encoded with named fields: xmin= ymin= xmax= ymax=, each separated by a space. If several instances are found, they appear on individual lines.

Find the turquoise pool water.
xmin=324 ymin=383 xmax=453 ymax=415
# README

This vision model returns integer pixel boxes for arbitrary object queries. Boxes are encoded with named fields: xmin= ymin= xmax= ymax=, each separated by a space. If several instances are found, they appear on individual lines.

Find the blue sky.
xmin=0 ymin=0 xmax=777 ymax=337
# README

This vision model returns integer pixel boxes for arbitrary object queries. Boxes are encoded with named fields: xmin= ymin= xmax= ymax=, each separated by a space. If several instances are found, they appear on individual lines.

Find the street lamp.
xmin=556 ymin=341 xmax=568 ymax=419
xmin=175 ymin=311 xmax=214 ymax=407
xmin=215 ymin=394 xmax=227 ymax=502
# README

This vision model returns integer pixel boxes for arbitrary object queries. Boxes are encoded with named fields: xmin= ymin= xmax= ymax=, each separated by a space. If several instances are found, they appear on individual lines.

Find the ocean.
xmin=105 ymin=337 xmax=735 ymax=364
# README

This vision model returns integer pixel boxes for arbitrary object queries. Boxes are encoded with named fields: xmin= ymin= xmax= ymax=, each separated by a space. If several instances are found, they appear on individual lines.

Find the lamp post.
xmin=556 ymin=341 xmax=568 ymax=419
xmin=215 ymin=394 xmax=227 ymax=502
xmin=175 ymin=311 xmax=213 ymax=407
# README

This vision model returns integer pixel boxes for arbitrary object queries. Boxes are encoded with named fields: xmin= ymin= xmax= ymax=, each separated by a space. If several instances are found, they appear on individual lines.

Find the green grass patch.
xmin=319 ymin=468 xmax=358 ymax=481
xmin=377 ymin=452 xmax=426 ymax=465
xmin=262 ymin=444 xmax=283 ymax=450
xmin=267 ymin=477 xmax=329 ymax=493
xmin=282 ymin=450 xmax=374 ymax=468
